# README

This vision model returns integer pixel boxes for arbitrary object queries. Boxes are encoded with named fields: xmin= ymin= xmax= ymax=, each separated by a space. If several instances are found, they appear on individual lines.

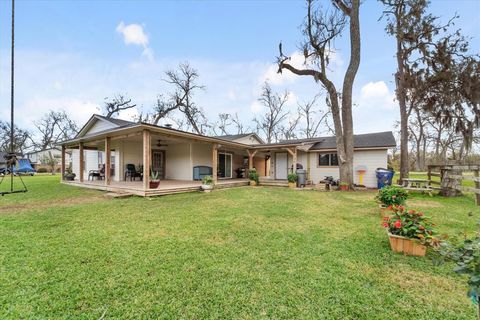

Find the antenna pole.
xmin=10 ymin=0 xmax=15 ymax=192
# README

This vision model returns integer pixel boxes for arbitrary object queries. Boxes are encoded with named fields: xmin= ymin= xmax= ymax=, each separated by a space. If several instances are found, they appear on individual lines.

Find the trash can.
xmin=376 ymin=168 xmax=395 ymax=189
xmin=297 ymin=169 xmax=307 ymax=187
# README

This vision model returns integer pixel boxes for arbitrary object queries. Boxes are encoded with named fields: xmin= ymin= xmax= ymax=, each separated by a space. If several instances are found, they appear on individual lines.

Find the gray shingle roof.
xmin=95 ymin=114 xmax=137 ymax=127
xmin=215 ymin=133 xmax=252 ymax=141
xmin=307 ymin=131 xmax=396 ymax=150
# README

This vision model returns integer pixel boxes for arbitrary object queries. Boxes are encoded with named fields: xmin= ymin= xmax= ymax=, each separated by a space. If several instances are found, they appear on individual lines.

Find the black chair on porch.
xmin=124 ymin=164 xmax=142 ymax=181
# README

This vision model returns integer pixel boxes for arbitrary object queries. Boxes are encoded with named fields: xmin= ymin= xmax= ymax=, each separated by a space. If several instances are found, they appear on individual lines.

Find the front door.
xmin=152 ymin=150 xmax=166 ymax=179
xmin=218 ymin=153 xmax=232 ymax=179
xmin=275 ymin=152 xmax=288 ymax=180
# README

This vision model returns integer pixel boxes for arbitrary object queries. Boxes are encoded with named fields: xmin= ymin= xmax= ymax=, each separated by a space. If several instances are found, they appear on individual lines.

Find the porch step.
xmin=104 ymin=192 xmax=134 ymax=199
xmin=215 ymin=181 xmax=250 ymax=189
xmin=258 ymin=179 xmax=289 ymax=187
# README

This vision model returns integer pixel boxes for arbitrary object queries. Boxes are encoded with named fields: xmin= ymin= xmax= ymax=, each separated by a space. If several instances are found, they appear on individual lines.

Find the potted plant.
xmin=436 ymin=226 xmax=480 ymax=319
xmin=249 ymin=169 xmax=259 ymax=186
xmin=287 ymin=172 xmax=297 ymax=188
xmin=64 ymin=167 xmax=76 ymax=181
xmin=382 ymin=205 xmax=437 ymax=256
xmin=376 ymin=185 xmax=408 ymax=214
xmin=339 ymin=182 xmax=349 ymax=191
xmin=201 ymin=175 xmax=214 ymax=192
xmin=149 ymin=170 xmax=160 ymax=189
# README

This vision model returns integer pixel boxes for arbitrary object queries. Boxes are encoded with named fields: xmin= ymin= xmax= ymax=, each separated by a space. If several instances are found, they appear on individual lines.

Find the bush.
xmin=287 ymin=173 xmax=297 ymax=183
xmin=248 ymin=169 xmax=259 ymax=184
xmin=37 ymin=167 xmax=48 ymax=173
xmin=202 ymin=175 xmax=214 ymax=185
xmin=382 ymin=205 xmax=437 ymax=246
xmin=376 ymin=185 xmax=408 ymax=206
xmin=437 ymin=226 xmax=480 ymax=317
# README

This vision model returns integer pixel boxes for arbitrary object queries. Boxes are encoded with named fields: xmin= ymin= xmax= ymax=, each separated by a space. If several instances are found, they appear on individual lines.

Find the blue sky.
xmin=0 ymin=0 xmax=479 ymax=137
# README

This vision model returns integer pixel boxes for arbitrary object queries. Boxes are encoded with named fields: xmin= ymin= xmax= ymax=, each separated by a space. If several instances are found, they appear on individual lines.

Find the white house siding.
xmin=87 ymin=120 xmax=117 ymax=135
xmin=165 ymin=142 xmax=192 ymax=180
xmin=71 ymin=149 xmax=100 ymax=180
xmin=192 ymin=143 xmax=212 ymax=167
xmin=232 ymin=135 xmax=262 ymax=145
xmin=352 ymin=150 xmax=388 ymax=188
xmin=307 ymin=149 xmax=388 ymax=188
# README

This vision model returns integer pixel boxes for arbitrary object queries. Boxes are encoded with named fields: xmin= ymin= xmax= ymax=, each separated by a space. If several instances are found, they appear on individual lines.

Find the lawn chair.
xmin=124 ymin=164 xmax=142 ymax=181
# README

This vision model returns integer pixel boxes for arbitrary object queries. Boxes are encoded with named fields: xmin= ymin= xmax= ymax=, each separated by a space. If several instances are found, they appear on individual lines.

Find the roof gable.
xmin=75 ymin=114 xmax=136 ymax=138
xmin=215 ymin=133 xmax=265 ymax=145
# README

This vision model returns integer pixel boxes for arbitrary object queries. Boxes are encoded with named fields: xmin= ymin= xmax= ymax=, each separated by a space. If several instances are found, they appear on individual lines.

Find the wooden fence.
xmin=428 ymin=164 xmax=480 ymax=206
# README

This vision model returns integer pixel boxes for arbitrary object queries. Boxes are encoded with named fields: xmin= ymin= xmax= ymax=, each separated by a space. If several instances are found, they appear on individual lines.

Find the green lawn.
xmin=1 ymin=176 xmax=478 ymax=319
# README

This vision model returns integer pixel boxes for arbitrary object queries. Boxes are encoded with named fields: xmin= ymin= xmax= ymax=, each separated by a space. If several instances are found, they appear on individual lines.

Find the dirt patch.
xmin=0 ymin=196 xmax=106 ymax=215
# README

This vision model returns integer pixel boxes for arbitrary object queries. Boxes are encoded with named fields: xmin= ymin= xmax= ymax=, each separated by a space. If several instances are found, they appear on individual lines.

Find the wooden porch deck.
xmin=63 ymin=178 xmax=250 ymax=197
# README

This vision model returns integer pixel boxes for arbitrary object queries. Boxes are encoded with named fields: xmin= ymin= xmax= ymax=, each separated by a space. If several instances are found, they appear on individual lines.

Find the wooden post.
xmin=143 ymin=130 xmax=151 ymax=190
xmin=247 ymin=150 xmax=258 ymax=171
xmin=307 ymin=152 xmax=311 ymax=181
xmin=105 ymin=137 xmax=111 ymax=186
xmin=79 ymin=143 xmax=84 ymax=182
xmin=212 ymin=144 xmax=218 ymax=181
xmin=284 ymin=147 xmax=297 ymax=173
xmin=475 ymin=169 xmax=480 ymax=206
xmin=61 ymin=145 xmax=66 ymax=181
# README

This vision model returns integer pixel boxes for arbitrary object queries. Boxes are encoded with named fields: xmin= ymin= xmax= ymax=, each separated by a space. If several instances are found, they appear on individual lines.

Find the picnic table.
xmin=398 ymin=178 xmax=435 ymax=196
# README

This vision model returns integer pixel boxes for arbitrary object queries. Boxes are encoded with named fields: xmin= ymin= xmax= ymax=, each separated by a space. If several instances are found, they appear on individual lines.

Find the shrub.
xmin=382 ymin=205 xmax=437 ymax=246
xmin=248 ymin=169 xmax=259 ymax=184
xmin=37 ymin=167 xmax=48 ymax=173
xmin=287 ymin=173 xmax=297 ymax=183
xmin=202 ymin=175 xmax=214 ymax=185
xmin=437 ymin=227 xmax=480 ymax=318
xmin=376 ymin=185 xmax=408 ymax=206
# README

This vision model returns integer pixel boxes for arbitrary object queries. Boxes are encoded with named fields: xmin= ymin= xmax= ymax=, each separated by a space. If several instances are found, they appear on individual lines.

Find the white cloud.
xmin=358 ymin=81 xmax=396 ymax=109
xmin=116 ymin=21 xmax=154 ymax=61
xmin=250 ymin=100 xmax=263 ymax=113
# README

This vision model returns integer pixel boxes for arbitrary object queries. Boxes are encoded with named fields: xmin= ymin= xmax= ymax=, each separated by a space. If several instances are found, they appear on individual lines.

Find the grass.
xmin=0 ymin=175 xmax=479 ymax=319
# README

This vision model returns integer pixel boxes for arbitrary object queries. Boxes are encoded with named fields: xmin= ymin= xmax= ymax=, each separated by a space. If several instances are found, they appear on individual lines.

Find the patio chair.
xmin=124 ymin=164 xmax=142 ymax=181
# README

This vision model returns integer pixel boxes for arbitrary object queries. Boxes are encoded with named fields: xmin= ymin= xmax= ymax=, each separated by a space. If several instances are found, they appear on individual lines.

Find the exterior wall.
xmin=27 ymin=149 xmax=71 ymax=165
xmin=165 ymin=143 xmax=192 ymax=180
xmin=191 ymin=143 xmax=212 ymax=167
xmin=233 ymin=135 xmax=262 ymax=145
xmin=307 ymin=149 xmax=388 ymax=188
xmin=86 ymin=119 xmax=116 ymax=135
xmin=71 ymin=149 xmax=100 ymax=180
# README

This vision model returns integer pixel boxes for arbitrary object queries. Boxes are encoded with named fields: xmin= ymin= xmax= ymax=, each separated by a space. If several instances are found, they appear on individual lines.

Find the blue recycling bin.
xmin=376 ymin=168 xmax=395 ymax=189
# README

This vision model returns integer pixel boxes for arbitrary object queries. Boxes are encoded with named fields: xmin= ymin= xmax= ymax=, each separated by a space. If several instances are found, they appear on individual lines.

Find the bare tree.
xmin=298 ymin=95 xmax=330 ymax=138
xmin=103 ymin=94 xmax=136 ymax=118
xmin=231 ymin=113 xmax=246 ymax=134
xmin=253 ymin=82 xmax=290 ymax=143
xmin=0 ymin=121 xmax=30 ymax=154
xmin=279 ymin=114 xmax=301 ymax=141
xmin=33 ymin=110 xmax=78 ymax=150
xmin=152 ymin=62 xmax=207 ymax=134
xmin=277 ymin=0 xmax=360 ymax=187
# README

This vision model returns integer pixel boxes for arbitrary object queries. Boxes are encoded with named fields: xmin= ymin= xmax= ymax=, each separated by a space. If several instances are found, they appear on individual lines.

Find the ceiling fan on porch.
xmin=156 ymin=140 xmax=168 ymax=147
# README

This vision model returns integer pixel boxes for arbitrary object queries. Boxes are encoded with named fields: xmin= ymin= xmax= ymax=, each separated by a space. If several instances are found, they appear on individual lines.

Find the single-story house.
xmin=59 ymin=114 xmax=396 ymax=196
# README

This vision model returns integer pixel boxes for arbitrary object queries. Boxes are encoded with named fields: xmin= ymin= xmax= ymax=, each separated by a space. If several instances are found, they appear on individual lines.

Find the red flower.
xmin=408 ymin=209 xmax=415 ymax=214
xmin=394 ymin=220 xmax=402 ymax=228
xmin=419 ymin=225 xmax=425 ymax=230
xmin=398 ymin=205 xmax=405 ymax=212
xmin=387 ymin=205 xmax=393 ymax=210
xmin=383 ymin=216 xmax=390 ymax=221
xmin=382 ymin=222 xmax=389 ymax=228
xmin=418 ymin=212 xmax=423 ymax=216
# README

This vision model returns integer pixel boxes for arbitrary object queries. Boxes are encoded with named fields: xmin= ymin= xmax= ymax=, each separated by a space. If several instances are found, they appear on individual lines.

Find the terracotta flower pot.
xmin=149 ymin=180 xmax=160 ymax=189
xmin=388 ymin=233 xmax=427 ymax=257
xmin=250 ymin=180 xmax=257 ymax=186
xmin=288 ymin=182 xmax=296 ymax=188
xmin=340 ymin=184 xmax=349 ymax=191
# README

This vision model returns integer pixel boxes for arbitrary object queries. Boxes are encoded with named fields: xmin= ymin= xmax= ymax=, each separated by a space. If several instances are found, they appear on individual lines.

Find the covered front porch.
xmin=60 ymin=123 xmax=261 ymax=196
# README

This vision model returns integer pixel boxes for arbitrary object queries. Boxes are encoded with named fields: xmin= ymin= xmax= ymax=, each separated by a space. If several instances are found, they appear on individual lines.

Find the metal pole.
xmin=10 ymin=0 xmax=15 ymax=192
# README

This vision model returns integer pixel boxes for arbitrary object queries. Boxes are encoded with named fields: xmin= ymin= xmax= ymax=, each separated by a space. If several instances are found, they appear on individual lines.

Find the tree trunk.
xmin=394 ymin=13 xmax=409 ymax=183
xmin=340 ymin=0 xmax=360 ymax=189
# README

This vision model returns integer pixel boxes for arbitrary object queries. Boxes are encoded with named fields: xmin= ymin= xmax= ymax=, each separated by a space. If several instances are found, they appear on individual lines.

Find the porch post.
xmin=212 ymin=144 xmax=218 ymax=181
xmin=247 ymin=149 xmax=258 ymax=171
xmin=292 ymin=148 xmax=297 ymax=173
xmin=143 ymin=130 xmax=151 ymax=190
xmin=105 ymin=137 xmax=111 ymax=186
xmin=61 ymin=145 xmax=66 ymax=181
xmin=79 ymin=143 xmax=84 ymax=182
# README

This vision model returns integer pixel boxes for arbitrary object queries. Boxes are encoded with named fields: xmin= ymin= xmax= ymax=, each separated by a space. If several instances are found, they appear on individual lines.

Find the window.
xmin=318 ymin=153 xmax=339 ymax=166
